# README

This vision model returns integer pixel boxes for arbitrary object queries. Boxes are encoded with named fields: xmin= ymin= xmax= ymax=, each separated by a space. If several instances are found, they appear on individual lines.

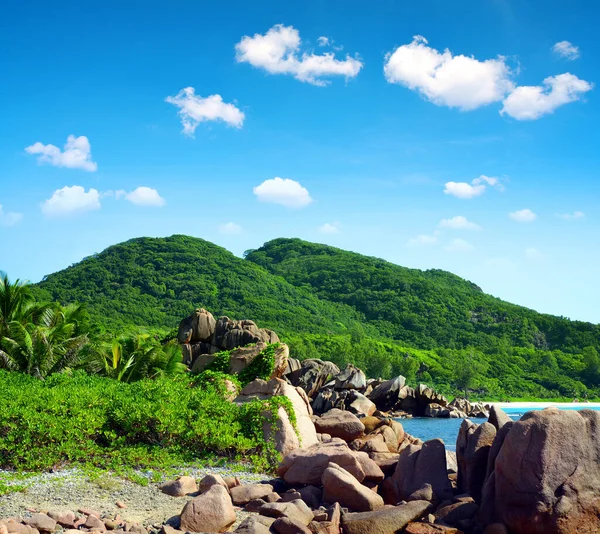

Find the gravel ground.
xmin=0 ymin=466 xmax=269 ymax=528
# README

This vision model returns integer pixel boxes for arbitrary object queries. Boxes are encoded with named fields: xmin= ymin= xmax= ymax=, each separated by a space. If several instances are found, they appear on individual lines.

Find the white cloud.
xmin=42 ymin=186 xmax=101 ymax=217
xmin=219 ymin=222 xmax=243 ymax=234
xmin=407 ymin=234 xmax=438 ymax=246
xmin=509 ymin=208 xmax=537 ymax=223
xmin=318 ymin=222 xmax=340 ymax=234
xmin=0 ymin=205 xmax=23 ymax=227
xmin=558 ymin=210 xmax=585 ymax=220
xmin=25 ymin=135 xmax=97 ymax=172
xmin=525 ymin=247 xmax=544 ymax=261
xmin=384 ymin=35 xmax=514 ymax=110
xmin=501 ymin=73 xmax=593 ymax=120
xmin=552 ymin=41 xmax=580 ymax=60
xmin=166 ymin=87 xmax=245 ymax=136
xmin=116 ymin=187 xmax=165 ymax=207
xmin=235 ymin=24 xmax=363 ymax=86
xmin=444 ymin=175 xmax=503 ymax=199
xmin=253 ymin=177 xmax=313 ymax=208
xmin=317 ymin=36 xmax=329 ymax=47
xmin=443 ymin=181 xmax=486 ymax=199
xmin=444 ymin=238 xmax=474 ymax=252
xmin=438 ymin=215 xmax=482 ymax=230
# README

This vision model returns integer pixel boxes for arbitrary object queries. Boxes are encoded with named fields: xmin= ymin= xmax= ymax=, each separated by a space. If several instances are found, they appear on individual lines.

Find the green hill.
xmin=32 ymin=235 xmax=366 ymax=335
xmin=246 ymin=238 xmax=600 ymax=353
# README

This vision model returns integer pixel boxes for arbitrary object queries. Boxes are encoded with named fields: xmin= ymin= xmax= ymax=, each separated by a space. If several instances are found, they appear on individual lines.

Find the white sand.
xmin=489 ymin=401 xmax=600 ymax=409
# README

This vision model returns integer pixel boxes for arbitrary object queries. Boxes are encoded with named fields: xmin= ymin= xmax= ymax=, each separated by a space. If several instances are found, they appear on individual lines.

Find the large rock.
xmin=483 ymin=408 xmax=600 ymax=534
xmin=456 ymin=420 xmax=496 ymax=502
xmin=230 ymin=483 xmax=274 ymax=505
xmin=488 ymin=406 xmax=511 ymax=431
xmin=322 ymin=462 xmax=384 ymax=512
xmin=236 ymin=378 xmax=318 ymax=449
xmin=214 ymin=316 xmax=279 ymax=351
xmin=367 ymin=376 xmax=406 ymax=411
xmin=342 ymin=500 xmax=432 ymax=534
xmin=264 ymin=405 xmax=300 ymax=456
xmin=334 ymin=364 xmax=367 ymax=390
xmin=347 ymin=392 xmax=377 ymax=417
xmin=229 ymin=342 xmax=268 ymax=374
xmin=392 ymin=438 xmax=453 ymax=502
xmin=180 ymin=484 xmax=236 ymax=533
xmin=178 ymin=308 xmax=216 ymax=344
xmin=259 ymin=500 xmax=314 ymax=526
xmin=278 ymin=440 xmax=365 ymax=485
xmin=416 ymin=384 xmax=448 ymax=408
xmin=159 ymin=476 xmax=198 ymax=496
xmin=235 ymin=517 xmax=273 ymax=534
xmin=288 ymin=360 xmax=341 ymax=398
xmin=314 ymin=409 xmax=365 ymax=441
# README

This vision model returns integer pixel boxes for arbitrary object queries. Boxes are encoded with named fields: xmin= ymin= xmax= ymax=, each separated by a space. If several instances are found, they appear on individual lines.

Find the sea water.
xmin=396 ymin=405 xmax=600 ymax=451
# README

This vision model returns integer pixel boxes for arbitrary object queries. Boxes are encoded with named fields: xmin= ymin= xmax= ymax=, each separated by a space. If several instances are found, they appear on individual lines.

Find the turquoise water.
xmin=397 ymin=405 xmax=600 ymax=451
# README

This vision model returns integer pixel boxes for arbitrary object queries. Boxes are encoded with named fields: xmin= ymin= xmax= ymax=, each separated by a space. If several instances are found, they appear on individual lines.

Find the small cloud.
xmin=552 ymin=41 xmax=580 ymax=60
xmin=384 ymin=35 xmax=514 ymax=110
xmin=0 ymin=205 xmax=23 ymax=227
xmin=509 ymin=208 xmax=537 ymax=223
xmin=235 ymin=24 xmax=363 ymax=86
xmin=407 ymin=234 xmax=438 ymax=246
xmin=438 ymin=215 xmax=482 ymax=230
xmin=166 ymin=87 xmax=245 ymax=136
xmin=219 ymin=222 xmax=243 ymax=234
xmin=25 ymin=135 xmax=97 ymax=172
xmin=525 ymin=247 xmax=544 ymax=261
xmin=42 ymin=185 xmax=101 ymax=217
xmin=253 ymin=177 xmax=313 ymax=208
xmin=557 ymin=210 xmax=585 ymax=220
xmin=501 ymin=73 xmax=593 ymax=120
xmin=317 ymin=36 xmax=329 ymax=47
xmin=444 ymin=175 xmax=503 ymax=199
xmin=444 ymin=238 xmax=474 ymax=252
xmin=116 ymin=187 xmax=165 ymax=207
xmin=318 ymin=222 xmax=340 ymax=234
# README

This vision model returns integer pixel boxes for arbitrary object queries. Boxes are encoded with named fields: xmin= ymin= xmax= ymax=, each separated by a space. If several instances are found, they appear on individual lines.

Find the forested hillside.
xmin=30 ymin=234 xmax=600 ymax=399
xmin=246 ymin=238 xmax=600 ymax=353
xmin=32 ymin=235 xmax=367 ymax=335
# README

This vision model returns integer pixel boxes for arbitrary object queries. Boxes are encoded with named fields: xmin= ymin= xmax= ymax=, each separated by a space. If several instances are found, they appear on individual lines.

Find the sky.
xmin=0 ymin=0 xmax=599 ymax=323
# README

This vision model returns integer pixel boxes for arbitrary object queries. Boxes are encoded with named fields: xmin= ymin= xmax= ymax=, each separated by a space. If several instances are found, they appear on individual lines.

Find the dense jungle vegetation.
xmin=5 ymin=233 xmax=600 ymax=402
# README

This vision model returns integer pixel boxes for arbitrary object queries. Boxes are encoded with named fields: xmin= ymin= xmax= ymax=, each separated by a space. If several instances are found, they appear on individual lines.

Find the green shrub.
xmin=239 ymin=344 xmax=277 ymax=386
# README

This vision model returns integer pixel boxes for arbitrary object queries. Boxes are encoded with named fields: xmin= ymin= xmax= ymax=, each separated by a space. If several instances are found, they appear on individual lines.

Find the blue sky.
xmin=1 ymin=0 xmax=599 ymax=323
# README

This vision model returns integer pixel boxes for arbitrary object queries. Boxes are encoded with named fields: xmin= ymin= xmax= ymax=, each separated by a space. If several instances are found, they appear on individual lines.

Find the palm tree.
xmin=0 ymin=303 xmax=90 ymax=378
xmin=89 ymin=334 xmax=187 ymax=382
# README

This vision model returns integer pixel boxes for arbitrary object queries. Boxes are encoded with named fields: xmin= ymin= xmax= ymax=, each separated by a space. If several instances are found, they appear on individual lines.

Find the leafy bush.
xmin=238 ymin=344 xmax=277 ymax=386
xmin=0 ymin=370 xmax=282 ymax=471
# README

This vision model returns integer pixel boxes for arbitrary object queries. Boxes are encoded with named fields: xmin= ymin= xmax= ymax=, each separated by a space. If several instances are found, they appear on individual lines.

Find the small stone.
xmin=78 ymin=509 xmax=101 ymax=518
xmin=84 ymin=516 xmax=105 ymax=532
xmin=115 ymin=502 xmax=127 ymax=509
xmin=24 ymin=514 xmax=57 ymax=533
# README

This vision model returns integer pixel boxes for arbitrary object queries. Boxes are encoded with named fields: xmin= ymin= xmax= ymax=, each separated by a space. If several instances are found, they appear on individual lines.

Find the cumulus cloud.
xmin=407 ymin=234 xmax=437 ymax=246
xmin=25 ymin=135 xmax=97 ymax=172
xmin=501 ymin=73 xmax=593 ymax=120
xmin=0 ymin=205 xmax=23 ymax=227
xmin=552 ymin=41 xmax=580 ymax=60
xmin=235 ymin=24 xmax=363 ymax=86
xmin=558 ymin=210 xmax=585 ymax=220
xmin=219 ymin=222 xmax=243 ymax=234
xmin=509 ymin=208 xmax=537 ymax=223
xmin=318 ymin=222 xmax=340 ymax=234
xmin=317 ymin=36 xmax=329 ymax=47
xmin=438 ymin=215 xmax=482 ymax=230
xmin=444 ymin=238 xmax=474 ymax=252
xmin=525 ymin=247 xmax=544 ymax=261
xmin=42 ymin=186 xmax=101 ymax=217
xmin=253 ymin=177 xmax=312 ymax=208
xmin=444 ymin=175 xmax=503 ymax=199
xmin=116 ymin=187 xmax=165 ymax=207
xmin=166 ymin=87 xmax=245 ymax=136
xmin=384 ymin=35 xmax=514 ymax=110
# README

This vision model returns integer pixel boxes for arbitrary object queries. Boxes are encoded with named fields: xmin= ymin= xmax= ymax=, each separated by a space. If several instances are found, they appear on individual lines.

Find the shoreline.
xmin=488 ymin=401 xmax=600 ymax=409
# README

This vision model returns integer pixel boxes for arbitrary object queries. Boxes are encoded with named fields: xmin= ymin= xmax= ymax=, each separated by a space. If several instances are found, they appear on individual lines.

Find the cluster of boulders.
xmin=283 ymin=359 xmax=489 ymax=420
xmin=178 ymin=309 xmax=280 ymax=367
xmin=0 ymin=507 xmax=147 ymax=534
xmin=147 ymin=404 xmax=600 ymax=534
